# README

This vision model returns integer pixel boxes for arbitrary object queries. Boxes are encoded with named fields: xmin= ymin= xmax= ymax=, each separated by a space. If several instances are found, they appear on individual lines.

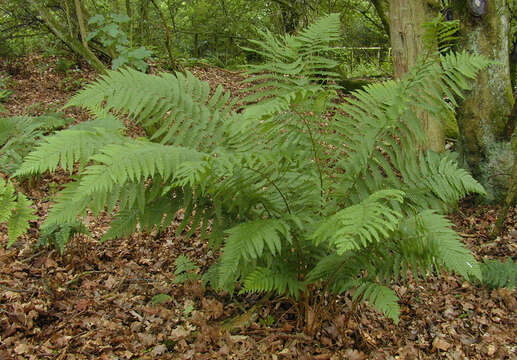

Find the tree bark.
xmin=389 ymin=0 xmax=444 ymax=152
xmin=451 ymin=0 xmax=515 ymax=200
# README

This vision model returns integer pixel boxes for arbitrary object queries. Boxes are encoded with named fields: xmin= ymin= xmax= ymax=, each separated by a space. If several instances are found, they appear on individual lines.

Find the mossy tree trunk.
xmin=451 ymin=0 xmax=515 ymax=200
xmin=389 ymin=0 xmax=445 ymax=152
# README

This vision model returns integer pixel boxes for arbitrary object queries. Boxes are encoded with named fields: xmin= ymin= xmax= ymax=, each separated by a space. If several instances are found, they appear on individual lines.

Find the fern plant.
xmin=0 ymin=178 xmax=35 ymax=247
xmin=16 ymin=14 xmax=490 ymax=328
xmin=0 ymin=113 xmax=75 ymax=174
xmin=477 ymin=258 xmax=517 ymax=289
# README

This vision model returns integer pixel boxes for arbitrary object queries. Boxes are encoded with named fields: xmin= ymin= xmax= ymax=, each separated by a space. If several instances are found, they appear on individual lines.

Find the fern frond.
xmin=14 ymin=117 xmax=127 ymax=177
xmin=403 ymin=210 xmax=481 ymax=280
xmin=312 ymin=190 xmax=405 ymax=254
xmin=353 ymin=281 xmax=400 ymax=324
xmin=0 ymin=179 xmax=35 ymax=247
xmin=479 ymin=258 xmax=517 ymax=289
xmin=242 ymin=266 xmax=305 ymax=298
xmin=67 ymin=69 xmax=235 ymax=152
xmin=242 ymin=13 xmax=341 ymax=109
xmin=75 ymin=142 xmax=204 ymax=197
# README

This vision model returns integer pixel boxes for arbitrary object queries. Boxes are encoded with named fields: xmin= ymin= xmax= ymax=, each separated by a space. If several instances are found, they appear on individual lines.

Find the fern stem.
xmin=242 ymin=166 xmax=291 ymax=215
xmin=295 ymin=109 xmax=324 ymax=208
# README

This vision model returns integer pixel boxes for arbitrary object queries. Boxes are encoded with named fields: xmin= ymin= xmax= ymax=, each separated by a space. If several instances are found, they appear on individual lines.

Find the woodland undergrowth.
xmin=2 ymin=14 xmax=515 ymax=334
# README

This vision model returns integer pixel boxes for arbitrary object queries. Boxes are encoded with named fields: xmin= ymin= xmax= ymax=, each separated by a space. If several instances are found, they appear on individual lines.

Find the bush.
xmin=15 ymin=14 xmax=489 ymax=329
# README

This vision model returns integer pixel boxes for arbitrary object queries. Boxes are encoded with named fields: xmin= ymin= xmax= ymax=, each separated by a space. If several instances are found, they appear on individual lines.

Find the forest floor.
xmin=0 ymin=55 xmax=516 ymax=360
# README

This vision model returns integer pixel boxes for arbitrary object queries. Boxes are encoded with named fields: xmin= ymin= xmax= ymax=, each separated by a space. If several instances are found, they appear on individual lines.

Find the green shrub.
xmin=15 ymin=14 xmax=489 ymax=326
xmin=87 ymin=13 xmax=152 ymax=72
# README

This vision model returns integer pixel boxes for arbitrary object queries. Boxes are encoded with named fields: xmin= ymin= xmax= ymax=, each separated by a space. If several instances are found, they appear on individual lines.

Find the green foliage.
xmin=38 ymin=221 xmax=90 ymax=255
xmin=0 ymin=178 xmax=35 ymax=247
xmin=87 ymin=13 xmax=152 ymax=72
xmin=0 ymin=114 xmax=75 ymax=175
xmin=173 ymin=255 xmax=201 ymax=284
xmin=478 ymin=258 xmax=517 ymax=289
xmin=152 ymin=293 xmax=172 ymax=305
xmin=17 ymin=15 xmax=490 ymax=324
xmin=423 ymin=15 xmax=460 ymax=53
xmin=0 ymin=74 xmax=12 ymax=113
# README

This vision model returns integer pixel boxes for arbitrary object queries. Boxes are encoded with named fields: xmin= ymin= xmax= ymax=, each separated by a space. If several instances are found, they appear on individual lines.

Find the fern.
xmin=0 ymin=114 xmax=75 ymax=175
xmin=38 ymin=221 xmax=90 ymax=255
xmin=0 ymin=178 xmax=35 ymax=247
xmin=478 ymin=258 xmax=517 ymax=289
xmin=173 ymin=255 xmax=201 ymax=284
xmin=15 ymin=14 xmax=491 ymax=325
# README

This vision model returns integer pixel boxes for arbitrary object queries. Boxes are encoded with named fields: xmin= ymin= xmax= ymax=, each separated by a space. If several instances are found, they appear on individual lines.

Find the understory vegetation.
xmin=3 ymin=14 xmax=515 ymax=335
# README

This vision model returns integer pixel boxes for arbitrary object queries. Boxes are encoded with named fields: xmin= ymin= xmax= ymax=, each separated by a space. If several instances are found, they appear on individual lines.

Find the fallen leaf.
xmin=344 ymin=349 xmax=367 ymax=360
xmin=151 ymin=344 xmax=168 ymax=356
xmin=432 ymin=337 xmax=451 ymax=351
xmin=170 ymin=325 xmax=191 ymax=340
xmin=14 ymin=343 xmax=30 ymax=354
xmin=486 ymin=344 xmax=496 ymax=356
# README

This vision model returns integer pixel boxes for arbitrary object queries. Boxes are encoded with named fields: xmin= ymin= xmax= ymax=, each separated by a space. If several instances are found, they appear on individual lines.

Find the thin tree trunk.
xmin=149 ymin=0 xmax=182 ymax=72
xmin=389 ymin=0 xmax=444 ymax=152
xmin=74 ymin=0 xmax=88 ymax=49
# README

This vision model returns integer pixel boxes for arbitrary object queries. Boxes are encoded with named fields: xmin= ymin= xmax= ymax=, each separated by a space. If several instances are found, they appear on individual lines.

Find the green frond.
xmin=353 ymin=281 xmax=400 ymax=324
xmin=67 ymin=68 xmax=235 ymax=152
xmin=14 ymin=127 xmax=127 ymax=176
xmin=217 ymin=220 xmax=290 ymax=281
xmin=312 ymin=190 xmax=405 ymax=254
xmin=403 ymin=210 xmax=481 ymax=280
xmin=173 ymin=255 xmax=200 ymax=284
xmin=242 ymin=13 xmax=341 ymax=106
xmin=242 ymin=266 xmax=305 ymax=298
xmin=479 ymin=258 xmax=517 ymax=289
xmin=0 ymin=179 xmax=35 ymax=247
xmin=38 ymin=221 xmax=90 ymax=255
xmin=73 ymin=142 xmax=204 ymax=198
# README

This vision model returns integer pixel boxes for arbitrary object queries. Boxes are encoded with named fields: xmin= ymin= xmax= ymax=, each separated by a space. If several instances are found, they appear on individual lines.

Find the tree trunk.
xmin=389 ymin=0 xmax=444 ymax=152
xmin=369 ymin=0 xmax=390 ymax=36
xmin=451 ymin=0 xmax=515 ymax=200
xmin=74 ymin=0 xmax=88 ymax=49
xmin=25 ymin=0 xmax=107 ymax=74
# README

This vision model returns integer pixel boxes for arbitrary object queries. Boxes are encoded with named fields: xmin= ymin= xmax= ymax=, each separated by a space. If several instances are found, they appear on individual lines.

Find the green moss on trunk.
xmin=452 ymin=0 xmax=515 ymax=200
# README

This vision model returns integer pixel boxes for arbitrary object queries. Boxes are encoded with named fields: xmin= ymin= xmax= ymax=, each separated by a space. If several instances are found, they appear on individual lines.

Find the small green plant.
xmin=15 ymin=14 xmax=489 ymax=329
xmin=173 ymin=255 xmax=201 ymax=284
xmin=37 ymin=221 xmax=90 ymax=255
xmin=87 ymin=13 xmax=152 ymax=72
xmin=0 ymin=178 xmax=35 ymax=247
